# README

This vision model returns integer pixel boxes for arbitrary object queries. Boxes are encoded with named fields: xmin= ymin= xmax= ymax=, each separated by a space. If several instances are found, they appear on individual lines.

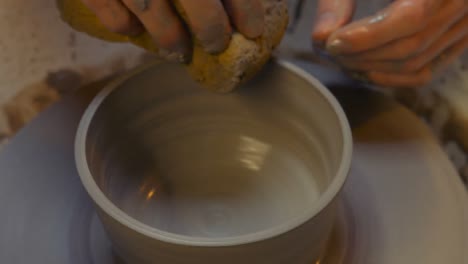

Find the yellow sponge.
xmin=56 ymin=0 xmax=289 ymax=92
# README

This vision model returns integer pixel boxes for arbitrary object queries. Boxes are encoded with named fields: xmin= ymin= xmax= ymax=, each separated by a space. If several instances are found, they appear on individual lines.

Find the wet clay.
xmin=369 ymin=12 xmax=388 ymax=24
xmin=134 ymin=0 xmax=150 ymax=12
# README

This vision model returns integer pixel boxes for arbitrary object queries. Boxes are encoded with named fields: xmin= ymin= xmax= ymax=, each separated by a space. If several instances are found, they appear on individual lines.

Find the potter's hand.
xmin=312 ymin=0 xmax=468 ymax=88
xmin=81 ymin=0 xmax=264 ymax=61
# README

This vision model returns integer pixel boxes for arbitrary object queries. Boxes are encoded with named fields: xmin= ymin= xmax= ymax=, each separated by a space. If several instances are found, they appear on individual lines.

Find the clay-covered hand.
xmin=312 ymin=0 xmax=468 ymax=88
xmin=81 ymin=0 xmax=264 ymax=62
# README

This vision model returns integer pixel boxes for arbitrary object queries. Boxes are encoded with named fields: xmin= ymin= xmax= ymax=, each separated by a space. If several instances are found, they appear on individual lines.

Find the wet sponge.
xmin=57 ymin=0 xmax=289 ymax=92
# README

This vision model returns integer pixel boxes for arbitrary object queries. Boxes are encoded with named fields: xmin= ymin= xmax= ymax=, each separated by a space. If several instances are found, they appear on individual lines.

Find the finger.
xmin=327 ymin=0 xmax=445 ymax=55
xmin=338 ymin=13 xmax=468 ymax=73
xmin=339 ymin=0 xmax=467 ymax=61
xmin=223 ymin=0 xmax=264 ymax=39
xmin=177 ymin=0 xmax=232 ymax=54
xmin=431 ymin=35 xmax=468 ymax=73
xmin=367 ymin=36 xmax=468 ymax=88
xmin=366 ymin=36 xmax=468 ymax=88
xmin=403 ymin=13 xmax=468 ymax=72
xmin=312 ymin=0 xmax=356 ymax=45
xmin=82 ymin=0 xmax=142 ymax=35
xmin=366 ymin=67 xmax=433 ymax=88
xmin=122 ymin=0 xmax=191 ymax=62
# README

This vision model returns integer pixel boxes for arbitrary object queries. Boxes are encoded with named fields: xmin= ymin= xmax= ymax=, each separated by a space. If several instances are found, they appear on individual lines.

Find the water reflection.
xmin=238 ymin=136 xmax=271 ymax=171
xmin=146 ymin=188 xmax=156 ymax=200
xmin=138 ymin=176 xmax=164 ymax=202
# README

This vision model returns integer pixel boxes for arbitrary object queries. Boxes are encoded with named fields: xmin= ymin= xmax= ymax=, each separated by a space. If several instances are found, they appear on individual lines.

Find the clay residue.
xmin=368 ymin=12 xmax=388 ymax=24
xmin=0 ymin=69 xmax=83 ymax=138
xmin=3 ymin=82 xmax=60 ymax=134
xmin=46 ymin=69 xmax=83 ymax=95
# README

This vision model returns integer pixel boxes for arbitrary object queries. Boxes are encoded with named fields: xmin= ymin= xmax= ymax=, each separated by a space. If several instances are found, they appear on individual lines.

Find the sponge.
xmin=57 ymin=0 xmax=289 ymax=92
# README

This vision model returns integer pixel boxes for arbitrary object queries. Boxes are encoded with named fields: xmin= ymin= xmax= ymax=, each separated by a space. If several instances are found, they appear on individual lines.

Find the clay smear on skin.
xmin=369 ymin=12 xmax=388 ymax=24
xmin=134 ymin=0 xmax=150 ymax=12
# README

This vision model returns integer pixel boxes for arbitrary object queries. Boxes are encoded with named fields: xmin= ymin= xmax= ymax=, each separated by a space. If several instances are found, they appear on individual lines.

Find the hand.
xmin=81 ymin=0 xmax=265 ymax=61
xmin=312 ymin=0 xmax=468 ymax=88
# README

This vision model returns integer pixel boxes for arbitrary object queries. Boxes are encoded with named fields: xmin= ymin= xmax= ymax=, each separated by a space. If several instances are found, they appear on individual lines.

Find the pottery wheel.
xmin=0 ymin=62 xmax=466 ymax=264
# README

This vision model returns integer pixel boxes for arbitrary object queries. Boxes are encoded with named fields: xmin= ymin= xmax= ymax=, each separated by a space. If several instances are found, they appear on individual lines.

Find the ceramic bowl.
xmin=75 ymin=60 xmax=352 ymax=264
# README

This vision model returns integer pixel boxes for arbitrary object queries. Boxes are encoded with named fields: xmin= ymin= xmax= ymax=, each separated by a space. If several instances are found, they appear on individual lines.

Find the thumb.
xmin=312 ymin=0 xmax=356 ymax=46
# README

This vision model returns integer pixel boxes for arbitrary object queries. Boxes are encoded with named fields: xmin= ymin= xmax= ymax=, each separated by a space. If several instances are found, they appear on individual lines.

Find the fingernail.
xmin=156 ymin=36 xmax=192 ymax=63
xmin=158 ymin=49 xmax=189 ymax=63
xmin=326 ymin=38 xmax=346 ymax=55
xmin=199 ymin=24 xmax=232 ymax=54
xmin=244 ymin=15 xmax=264 ymax=39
